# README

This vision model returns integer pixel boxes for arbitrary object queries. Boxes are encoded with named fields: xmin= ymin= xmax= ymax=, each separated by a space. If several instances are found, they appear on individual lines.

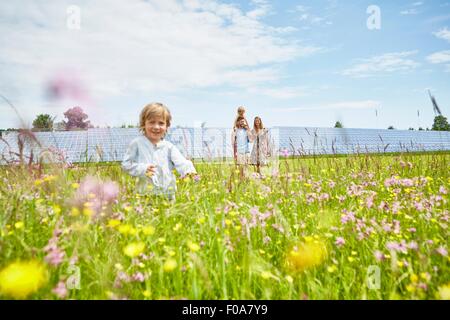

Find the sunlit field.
xmin=0 ymin=153 xmax=449 ymax=300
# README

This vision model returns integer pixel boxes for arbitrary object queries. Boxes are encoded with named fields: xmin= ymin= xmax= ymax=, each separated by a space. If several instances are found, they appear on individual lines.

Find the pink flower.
xmin=436 ymin=246 xmax=448 ymax=257
xmin=132 ymin=272 xmax=145 ymax=282
xmin=374 ymin=250 xmax=386 ymax=262
xmin=335 ymin=237 xmax=345 ymax=248
xmin=73 ymin=176 xmax=119 ymax=217
xmin=52 ymin=281 xmax=68 ymax=299
xmin=280 ymin=149 xmax=289 ymax=157
xmin=45 ymin=248 xmax=66 ymax=266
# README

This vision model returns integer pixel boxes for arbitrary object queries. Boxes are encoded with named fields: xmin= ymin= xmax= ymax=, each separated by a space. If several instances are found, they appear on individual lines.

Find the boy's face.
xmin=144 ymin=115 xmax=167 ymax=143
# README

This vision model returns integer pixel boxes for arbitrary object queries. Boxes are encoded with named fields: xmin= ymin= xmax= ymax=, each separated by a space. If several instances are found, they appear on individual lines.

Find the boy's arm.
xmin=121 ymin=140 xmax=149 ymax=177
xmin=169 ymin=144 xmax=196 ymax=177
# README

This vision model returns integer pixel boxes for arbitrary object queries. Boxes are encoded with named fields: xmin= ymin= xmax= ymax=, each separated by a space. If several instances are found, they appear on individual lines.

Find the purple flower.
xmin=73 ymin=176 xmax=119 ymax=217
xmin=132 ymin=272 xmax=145 ymax=282
xmin=436 ymin=246 xmax=448 ymax=257
xmin=335 ymin=237 xmax=345 ymax=248
xmin=52 ymin=281 xmax=68 ymax=299
xmin=280 ymin=149 xmax=289 ymax=157
xmin=374 ymin=250 xmax=386 ymax=262
xmin=45 ymin=248 xmax=66 ymax=266
xmin=408 ymin=241 xmax=418 ymax=250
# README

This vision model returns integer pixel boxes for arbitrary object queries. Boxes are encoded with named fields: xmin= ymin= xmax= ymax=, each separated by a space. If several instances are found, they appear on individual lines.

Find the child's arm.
xmin=169 ymin=144 xmax=196 ymax=177
xmin=121 ymin=140 xmax=151 ymax=177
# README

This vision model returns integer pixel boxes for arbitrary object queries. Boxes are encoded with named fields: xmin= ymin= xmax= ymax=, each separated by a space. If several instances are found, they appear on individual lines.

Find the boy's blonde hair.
xmin=237 ymin=106 xmax=245 ymax=116
xmin=139 ymin=102 xmax=172 ymax=133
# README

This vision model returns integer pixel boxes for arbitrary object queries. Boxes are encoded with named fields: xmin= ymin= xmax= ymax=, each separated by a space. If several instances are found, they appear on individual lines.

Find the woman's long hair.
xmin=253 ymin=116 xmax=264 ymax=132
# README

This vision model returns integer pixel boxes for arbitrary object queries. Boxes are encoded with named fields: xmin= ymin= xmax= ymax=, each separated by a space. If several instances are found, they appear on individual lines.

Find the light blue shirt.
xmin=122 ymin=135 xmax=196 ymax=196
xmin=236 ymin=128 xmax=249 ymax=154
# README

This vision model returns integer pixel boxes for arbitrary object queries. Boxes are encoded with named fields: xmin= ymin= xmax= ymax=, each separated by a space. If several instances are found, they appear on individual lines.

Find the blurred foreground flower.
xmin=0 ymin=260 xmax=48 ymax=299
xmin=437 ymin=283 xmax=450 ymax=300
xmin=286 ymin=241 xmax=327 ymax=272
xmin=123 ymin=242 xmax=145 ymax=258
xmin=72 ymin=176 xmax=119 ymax=218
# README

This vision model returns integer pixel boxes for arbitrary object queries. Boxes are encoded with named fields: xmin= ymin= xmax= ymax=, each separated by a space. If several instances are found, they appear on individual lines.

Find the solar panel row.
xmin=1 ymin=127 xmax=449 ymax=164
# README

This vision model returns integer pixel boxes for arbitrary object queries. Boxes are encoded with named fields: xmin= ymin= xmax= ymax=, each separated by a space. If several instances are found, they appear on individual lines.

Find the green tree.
xmin=334 ymin=121 xmax=343 ymax=128
xmin=432 ymin=115 xmax=450 ymax=131
xmin=32 ymin=114 xmax=54 ymax=131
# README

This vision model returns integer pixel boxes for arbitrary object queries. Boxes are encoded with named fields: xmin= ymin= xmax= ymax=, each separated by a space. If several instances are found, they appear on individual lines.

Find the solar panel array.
xmin=1 ymin=127 xmax=450 ymax=164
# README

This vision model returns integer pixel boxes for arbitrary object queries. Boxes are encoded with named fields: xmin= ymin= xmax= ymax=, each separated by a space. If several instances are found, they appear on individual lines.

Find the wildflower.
xmin=52 ymin=281 xmax=68 ymax=299
xmin=14 ymin=221 xmax=24 ymax=229
xmin=436 ymin=246 xmax=448 ymax=257
xmin=72 ymin=176 xmax=119 ymax=217
xmin=374 ymin=250 xmax=386 ymax=262
xmin=286 ymin=240 xmax=327 ymax=272
xmin=143 ymin=290 xmax=151 ymax=298
xmin=142 ymin=225 xmax=155 ymax=236
xmin=107 ymin=219 xmax=121 ymax=228
xmin=123 ymin=242 xmax=145 ymax=258
xmin=327 ymin=265 xmax=337 ymax=273
xmin=0 ymin=260 xmax=48 ymax=299
xmin=335 ymin=237 xmax=345 ymax=248
xmin=437 ymin=283 xmax=450 ymax=300
xmin=131 ymin=272 xmax=145 ymax=283
xmin=187 ymin=241 xmax=200 ymax=252
xmin=163 ymin=259 xmax=177 ymax=272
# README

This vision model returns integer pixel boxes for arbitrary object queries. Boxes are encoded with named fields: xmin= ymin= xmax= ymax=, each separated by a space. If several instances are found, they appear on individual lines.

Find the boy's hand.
xmin=146 ymin=165 xmax=156 ymax=177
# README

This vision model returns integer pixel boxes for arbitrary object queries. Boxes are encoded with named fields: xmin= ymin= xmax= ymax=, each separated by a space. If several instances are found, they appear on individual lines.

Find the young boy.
xmin=122 ymin=102 xmax=196 ymax=200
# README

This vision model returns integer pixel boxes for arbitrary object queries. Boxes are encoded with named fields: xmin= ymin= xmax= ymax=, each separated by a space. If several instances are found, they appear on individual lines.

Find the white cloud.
xmin=248 ymin=86 xmax=309 ymax=99
xmin=412 ymin=2 xmax=423 ymax=6
xmin=0 ymin=0 xmax=317 ymax=102
xmin=277 ymin=100 xmax=380 ymax=112
xmin=341 ymin=51 xmax=420 ymax=78
xmin=400 ymin=9 xmax=419 ymax=15
xmin=426 ymin=50 xmax=450 ymax=64
xmin=291 ymin=4 xmax=332 ymax=26
xmin=433 ymin=27 xmax=450 ymax=42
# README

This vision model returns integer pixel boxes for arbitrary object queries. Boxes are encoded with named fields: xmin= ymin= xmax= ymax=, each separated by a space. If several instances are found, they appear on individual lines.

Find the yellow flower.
xmin=163 ymin=259 xmax=177 ymax=272
xmin=0 ymin=260 xmax=48 ymax=299
xmin=327 ymin=265 xmax=337 ymax=273
xmin=14 ymin=222 xmax=24 ymax=229
xmin=142 ymin=225 xmax=155 ymax=236
xmin=410 ymin=274 xmax=419 ymax=283
xmin=143 ymin=290 xmax=151 ymax=298
xmin=286 ymin=240 xmax=327 ymax=272
xmin=107 ymin=219 xmax=121 ymax=228
xmin=123 ymin=242 xmax=145 ymax=258
xmin=70 ymin=207 xmax=80 ymax=216
xmin=71 ymin=183 xmax=80 ymax=189
xmin=188 ymin=241 xmax=200 ymax=252
xmin=437 ymin=283 xmax=450 ymax=300
xmin=197 ymin=217 xmax=206 ymax=224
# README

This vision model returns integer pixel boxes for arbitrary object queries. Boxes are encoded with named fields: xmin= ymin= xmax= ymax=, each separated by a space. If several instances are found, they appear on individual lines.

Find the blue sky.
xmin=1 ymin=0 xmax=450 ymax=130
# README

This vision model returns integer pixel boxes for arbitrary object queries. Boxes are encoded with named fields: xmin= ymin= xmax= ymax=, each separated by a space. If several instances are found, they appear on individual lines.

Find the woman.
xmin=249 ymin=117 xmax=271 ymax=174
